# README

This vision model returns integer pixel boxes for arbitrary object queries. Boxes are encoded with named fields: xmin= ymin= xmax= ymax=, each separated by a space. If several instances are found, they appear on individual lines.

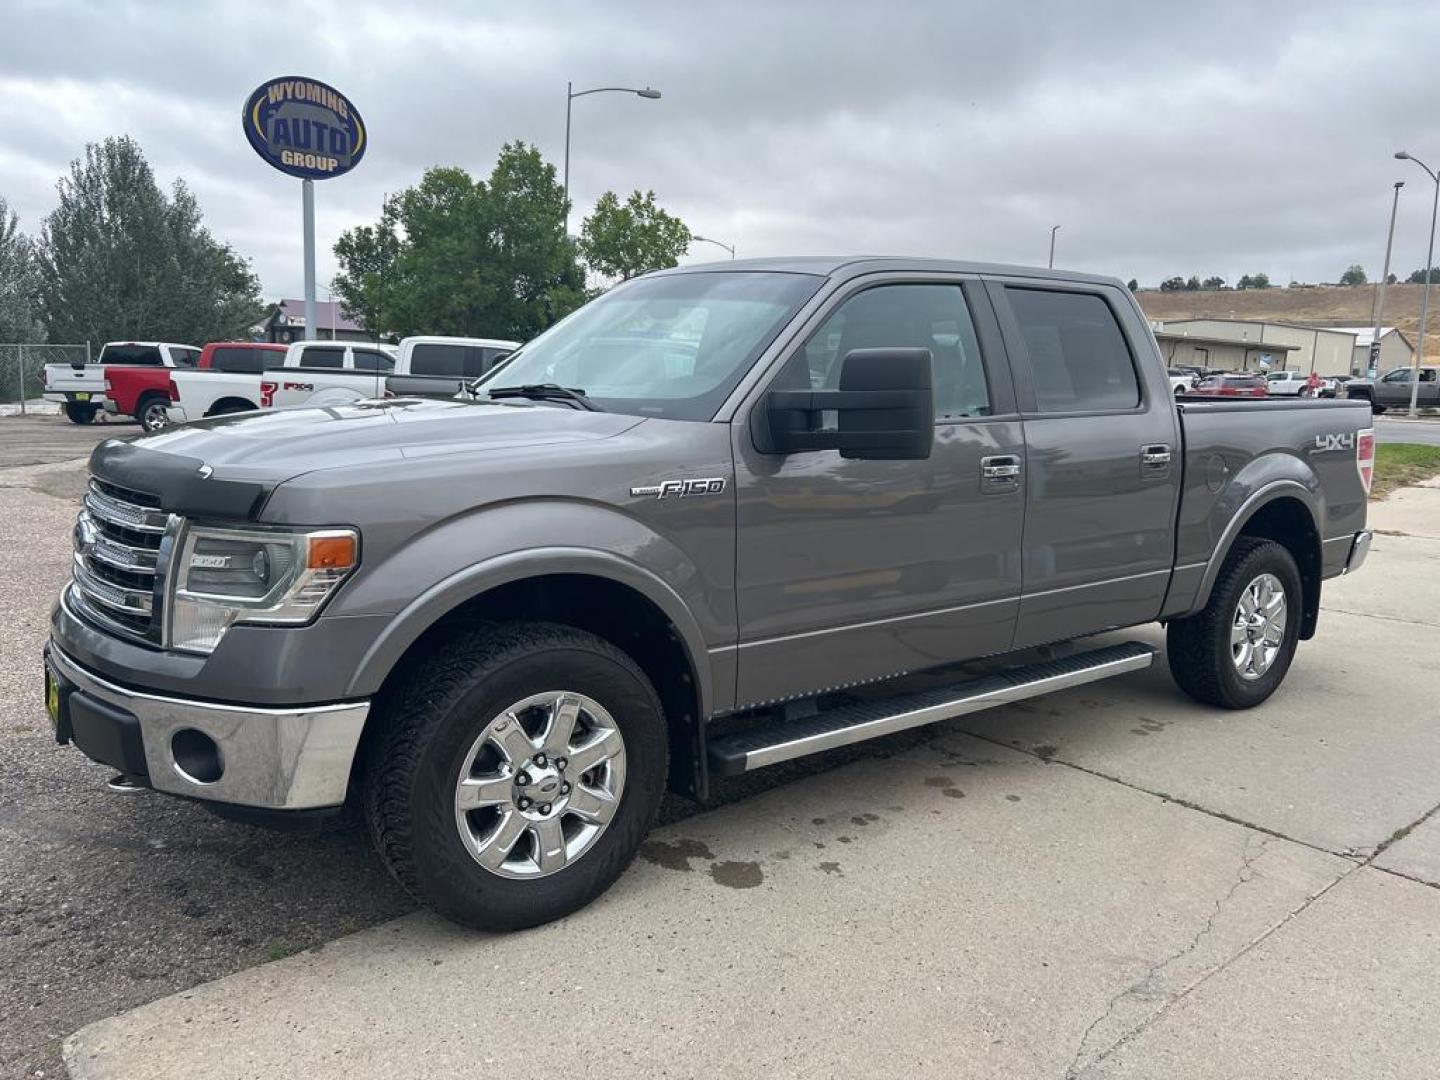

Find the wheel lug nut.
xmin=534 ymin=753 xmax=547 ymax=767
xmin=539 ymin=803 xmax=552 ymax=815
xmin=517 ymin=797 xmax=531 ymax=810
xmin=515 ymin=772 xmax=530 ymax=786
xmin=560 ymin=782 xmax=571 ymax=795
xmin=556 ymin=757 xmax=567 ymax=770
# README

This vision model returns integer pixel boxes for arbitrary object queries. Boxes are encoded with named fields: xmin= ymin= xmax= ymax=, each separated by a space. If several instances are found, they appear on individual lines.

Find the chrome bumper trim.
xmin=1343 ymin=530 xmax=1373 ymax=575
xmin=48 ymin=643 xmax=368 ymax=810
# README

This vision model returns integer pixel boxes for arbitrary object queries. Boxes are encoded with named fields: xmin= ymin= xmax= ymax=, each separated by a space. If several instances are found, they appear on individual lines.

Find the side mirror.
xmin=759 ymin=347 xmax=934 ymax=460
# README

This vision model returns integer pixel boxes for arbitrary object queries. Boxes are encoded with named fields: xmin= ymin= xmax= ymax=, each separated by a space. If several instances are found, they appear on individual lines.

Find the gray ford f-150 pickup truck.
xmin=45 ymin=257 xmax=1376 ymax=930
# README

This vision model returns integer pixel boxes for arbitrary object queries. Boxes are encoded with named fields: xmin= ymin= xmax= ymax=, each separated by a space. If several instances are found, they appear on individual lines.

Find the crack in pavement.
xmin=1319 ymin=605 xmax=1440 ymax=630
xmin=1061 ymin=833 xmax=1269 ymax=1078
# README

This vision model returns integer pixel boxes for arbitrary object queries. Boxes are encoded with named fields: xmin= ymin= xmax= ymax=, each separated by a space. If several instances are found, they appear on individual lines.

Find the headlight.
xmin=169 ymin=525 xmax=358 ymax=653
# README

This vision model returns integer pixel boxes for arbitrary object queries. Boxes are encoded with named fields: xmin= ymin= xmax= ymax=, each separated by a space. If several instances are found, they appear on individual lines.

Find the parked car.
xmin=198 ymin=341 xmax=289 ymax=373
xmin=1343 ymin=366 xmax=1440 ymax=412
xmin=43 ymin=342 xmax=200 ymax=424
xmin=1166 ymin=368 xmax=1197 ymax=396
xmin=102 ymin=368 xmax=177 ymax=432
xmin=1265 ymin=370 xmax=1311 ymax=397
xmin=1190 ymin=374 xmax=1269 ymax=398
xmin=166 ymin=340 xmax=397 ymax=421
xmin=45 ymin=257 xmax=1374 ymax=931
xmin=387 ymin=336 xmax=520 ymax=399
xmin=1317 ymin=375 xmax=1352 ymax=399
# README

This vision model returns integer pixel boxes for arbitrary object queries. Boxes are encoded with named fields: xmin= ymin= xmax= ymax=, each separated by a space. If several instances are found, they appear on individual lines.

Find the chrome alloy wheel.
xmin=1231 ymin=572 xmax=1287 ymax=680
xmin=453 ymin=691 xmax=626 ymax=879
xmin=141 ymin=400 xmax=169 ymax=432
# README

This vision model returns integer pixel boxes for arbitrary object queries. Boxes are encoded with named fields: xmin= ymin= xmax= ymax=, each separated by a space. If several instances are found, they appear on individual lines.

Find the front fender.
xmin=334 ymin=501 xmax=728 ymax=718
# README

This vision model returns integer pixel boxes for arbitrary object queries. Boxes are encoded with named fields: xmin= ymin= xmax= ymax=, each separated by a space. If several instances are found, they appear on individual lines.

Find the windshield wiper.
xmin=485 ymin=383 xmax=602 ymax=412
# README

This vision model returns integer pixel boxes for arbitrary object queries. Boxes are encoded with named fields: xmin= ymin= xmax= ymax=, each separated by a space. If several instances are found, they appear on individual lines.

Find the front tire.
xmin=1167 ymin=538 xmax=1302 ymax=709
xmin=362 ymin=622 xmax=668 ymax=931
xmin=64 ymin=402 xmax=97 ymax=424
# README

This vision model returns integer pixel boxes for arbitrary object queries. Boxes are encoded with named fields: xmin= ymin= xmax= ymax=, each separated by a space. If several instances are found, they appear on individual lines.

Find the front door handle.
xmin=981 ymin=454 xmax=1022 ymax=491
xmin=1141 ymin=444 xmax=1172 ymax=474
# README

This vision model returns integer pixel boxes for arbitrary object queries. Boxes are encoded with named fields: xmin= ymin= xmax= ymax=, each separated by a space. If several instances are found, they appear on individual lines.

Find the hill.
xmin=1136 ymin=283 xmax=1438 ymax=354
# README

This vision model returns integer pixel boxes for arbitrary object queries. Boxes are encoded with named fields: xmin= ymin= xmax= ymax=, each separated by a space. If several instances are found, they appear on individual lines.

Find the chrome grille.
xmin=71 ymin=479 xmax=170 ymax=642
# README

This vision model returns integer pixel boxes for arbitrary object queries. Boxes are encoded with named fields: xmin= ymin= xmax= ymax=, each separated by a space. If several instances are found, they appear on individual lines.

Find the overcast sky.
xmin=5 ymin=0 xmax=1440 ymax=299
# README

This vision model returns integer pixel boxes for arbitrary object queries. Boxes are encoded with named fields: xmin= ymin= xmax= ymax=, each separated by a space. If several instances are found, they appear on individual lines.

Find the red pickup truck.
xmin=104 ymin=343 xmax=287 ymax=430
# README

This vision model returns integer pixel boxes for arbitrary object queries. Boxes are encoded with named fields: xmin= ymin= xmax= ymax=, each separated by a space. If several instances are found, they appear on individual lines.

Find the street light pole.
xmin=1048 ymin=224 xmax=1061 ymax=269
xmin=563 ymin=83 xmax=662 ymax=225
xmin=1369 ymin=180 xmax=1404 ymax=377
xmin=692 ymin=235 xmax=735 ymax=259
xmin=1396 ymin=151 xmax=1439 ymax=417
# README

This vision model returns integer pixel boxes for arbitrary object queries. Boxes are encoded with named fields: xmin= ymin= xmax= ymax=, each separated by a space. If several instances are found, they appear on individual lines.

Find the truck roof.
xmin=655 ymin=256 xmax=1125 ymax=289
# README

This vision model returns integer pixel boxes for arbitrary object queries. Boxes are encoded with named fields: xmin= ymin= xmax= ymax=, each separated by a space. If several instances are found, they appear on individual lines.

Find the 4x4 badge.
xmin=630 ymin=478 xmax=727 ymax=499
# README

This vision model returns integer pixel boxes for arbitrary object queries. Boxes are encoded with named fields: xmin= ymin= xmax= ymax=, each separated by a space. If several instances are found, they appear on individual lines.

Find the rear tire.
xmin=64 ymin=402 xmax=97 ymax=424
xmin=137 ymin=393 xmax=170 ymax=432
xmin=362 ymin=622 xmax=668 ymax=931
xmin=1167 ymin=538 xmax=1302 ymax=709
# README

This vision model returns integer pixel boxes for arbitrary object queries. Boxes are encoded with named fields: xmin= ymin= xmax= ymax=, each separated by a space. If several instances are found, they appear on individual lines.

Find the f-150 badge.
xmin=630 ymin=478 xmax=727 ymax=499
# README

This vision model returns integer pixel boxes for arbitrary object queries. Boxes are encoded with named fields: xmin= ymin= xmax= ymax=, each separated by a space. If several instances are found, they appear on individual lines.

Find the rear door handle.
xmin=981 ymin=454 xmax=1022 ymax=491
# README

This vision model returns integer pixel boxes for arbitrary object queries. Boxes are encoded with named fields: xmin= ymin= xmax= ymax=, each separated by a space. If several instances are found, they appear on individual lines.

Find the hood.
xmin=90 ymin=398 xmax=644 ymax=519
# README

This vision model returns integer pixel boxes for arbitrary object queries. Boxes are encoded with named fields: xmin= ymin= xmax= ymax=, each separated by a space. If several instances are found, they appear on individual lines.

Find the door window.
xmin=409 ymin=343 xmax=467 ymax=377
xmin=298 ymin=345 xmax=346 ymax=370
xmin=778 ymin=283 xmax=991 ymax=419
xmin=1382 ymin=369 xmax=1411 ymax=383
xmin=171 ymin=347 xmax=201 ymax=368
xmin=1005 ymin=288 xmax=1140 ymax=413
xmin=352 ymin=347 xmax=394 ymax=372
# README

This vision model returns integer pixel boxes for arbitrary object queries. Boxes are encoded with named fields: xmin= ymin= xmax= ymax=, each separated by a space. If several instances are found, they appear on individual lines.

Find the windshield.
xmin=475 ymin=271 xmax=822 ymax=420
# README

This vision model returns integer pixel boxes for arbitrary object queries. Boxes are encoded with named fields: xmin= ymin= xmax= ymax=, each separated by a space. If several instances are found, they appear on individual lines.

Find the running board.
xmin=708 ymin=641 xmax=1156 ymax=776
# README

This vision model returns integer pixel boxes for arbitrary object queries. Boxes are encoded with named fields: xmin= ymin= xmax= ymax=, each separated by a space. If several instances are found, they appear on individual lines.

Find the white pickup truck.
xmin=385 ymin=336 xmax=519 ymax=399
xmin=166 ymin=341 xmax=397 ymax=422
xmin=43 ymin=342 xmax=200 ymax=424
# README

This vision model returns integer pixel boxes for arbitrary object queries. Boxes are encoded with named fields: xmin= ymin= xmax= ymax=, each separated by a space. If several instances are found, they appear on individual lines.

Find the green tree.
xmin=1406 ymin=266 xmax=1440 ymax=284
xmin=0 ymin=197 xmax=45 ymax=344
xmin=1339 ymin=264 xmax=1367 ymax=286
xmin=1237 ymin=272 xmax=1271 ymax=290
xmin=1184 ymin=275 xmax=1201 ymax=291
xmin=1202 ymin=275 xmax=1225 ymax=289
xmin=333 ymin=143 xmax=585 ymax=340
xmin=37 ymin=136 xmax=262 ymax=350
xmin=1125 ymin=278 xmax=1139 ymax=291
xmin=578 ymin=190 xmax=691 ymax=282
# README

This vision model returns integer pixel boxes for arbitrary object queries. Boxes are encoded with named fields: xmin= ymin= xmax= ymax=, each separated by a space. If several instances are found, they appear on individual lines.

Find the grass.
xmin=1371 ymin=443 xmax=1440 ymax=500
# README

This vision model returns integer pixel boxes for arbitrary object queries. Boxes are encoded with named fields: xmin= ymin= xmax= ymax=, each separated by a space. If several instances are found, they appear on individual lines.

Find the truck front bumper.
xmin=45 ymin=642 xmax=368 ymax=810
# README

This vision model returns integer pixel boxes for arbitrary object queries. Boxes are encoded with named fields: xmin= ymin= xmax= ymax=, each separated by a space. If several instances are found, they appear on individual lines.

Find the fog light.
xmin=171 ymin=728 xmax=223 ymax=784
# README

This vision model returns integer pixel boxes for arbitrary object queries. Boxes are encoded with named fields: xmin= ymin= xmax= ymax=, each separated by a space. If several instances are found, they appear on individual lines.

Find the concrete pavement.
xmin=62 ymin=487 xmax=1440 ymax=1079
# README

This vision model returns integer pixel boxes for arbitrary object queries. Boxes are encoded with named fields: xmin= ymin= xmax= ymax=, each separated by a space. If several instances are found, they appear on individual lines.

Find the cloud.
xmin=3 ymin=0 xmax=1439 ymax=300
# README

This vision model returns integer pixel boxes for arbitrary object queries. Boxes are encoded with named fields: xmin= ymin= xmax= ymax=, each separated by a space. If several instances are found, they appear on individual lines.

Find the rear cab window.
xmin=211 ymin=347 xmax=267 ymax=374
xmin=98 ymin=345 xmax=163 ymax=366
xmin=1003 ymin=287 xmax=1140 ymax=413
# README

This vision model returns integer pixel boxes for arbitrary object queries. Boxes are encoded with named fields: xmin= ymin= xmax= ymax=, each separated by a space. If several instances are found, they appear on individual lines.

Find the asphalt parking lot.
xmin=3 ymin=411 xmax=1440 ymax=1079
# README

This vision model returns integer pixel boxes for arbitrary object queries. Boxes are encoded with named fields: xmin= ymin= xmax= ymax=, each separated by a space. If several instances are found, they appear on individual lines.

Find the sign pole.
xmin=302 ymin=178 xmax=317 ymax=342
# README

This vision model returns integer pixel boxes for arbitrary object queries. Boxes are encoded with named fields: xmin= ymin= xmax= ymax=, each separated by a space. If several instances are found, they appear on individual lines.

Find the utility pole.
xmin=1048 ymin=224 xmax=1061 ymax=269
xmin=1396 ymin=151 xmax=1439 ymax=417
xmin=1369 ymin=181 xmax=1404 ymax=377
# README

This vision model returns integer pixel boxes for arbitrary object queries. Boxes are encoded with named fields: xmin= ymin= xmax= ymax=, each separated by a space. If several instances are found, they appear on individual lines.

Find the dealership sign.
xmin=242 ymin=76 xmax=366 ymax=179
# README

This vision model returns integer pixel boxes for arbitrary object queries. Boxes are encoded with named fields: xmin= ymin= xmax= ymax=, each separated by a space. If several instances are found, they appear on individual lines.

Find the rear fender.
xmin=1181 ymin=454 xmax=1323 ymax=636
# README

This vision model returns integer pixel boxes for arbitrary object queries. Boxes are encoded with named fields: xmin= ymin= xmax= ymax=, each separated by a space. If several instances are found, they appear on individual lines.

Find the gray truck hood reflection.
xmin=136 ymin=398 xmax=644 ymax=481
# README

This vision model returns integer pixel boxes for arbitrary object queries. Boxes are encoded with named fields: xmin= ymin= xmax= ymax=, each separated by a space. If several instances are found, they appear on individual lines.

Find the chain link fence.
xmin=0 ymin=343 xmax=91 ymax=413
